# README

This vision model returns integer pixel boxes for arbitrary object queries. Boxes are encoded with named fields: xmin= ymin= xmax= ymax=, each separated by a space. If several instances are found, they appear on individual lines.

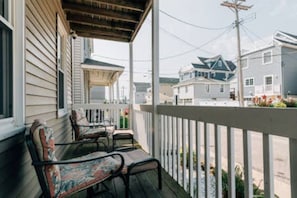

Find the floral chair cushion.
xmin=58 ymin=152 xmax=122 ymax=197
xmin=30 ymin=119 xmax=61 ymax=197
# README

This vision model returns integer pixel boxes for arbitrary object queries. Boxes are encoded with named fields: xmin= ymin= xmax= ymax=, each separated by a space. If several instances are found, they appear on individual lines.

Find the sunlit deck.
xmin=63 ymin=140 xmax=189 ymax=198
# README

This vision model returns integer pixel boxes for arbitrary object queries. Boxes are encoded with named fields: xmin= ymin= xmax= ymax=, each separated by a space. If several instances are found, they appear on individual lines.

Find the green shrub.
xmin=273 ymin=102 xmax=287 ymax=108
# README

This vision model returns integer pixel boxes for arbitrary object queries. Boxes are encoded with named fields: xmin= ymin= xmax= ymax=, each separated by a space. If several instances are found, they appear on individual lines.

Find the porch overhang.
xmin=82 ymin=58 xmax=124 ymax=87
xmin=61 ymin=0 xmax=152 ymax=42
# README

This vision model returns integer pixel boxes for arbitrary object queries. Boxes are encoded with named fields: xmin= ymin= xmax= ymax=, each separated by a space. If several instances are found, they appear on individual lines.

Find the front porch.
xmin=72 ymin=103 xmax=297 ymax=198
xmin=62 ymin=141 xmax=188 ymax=198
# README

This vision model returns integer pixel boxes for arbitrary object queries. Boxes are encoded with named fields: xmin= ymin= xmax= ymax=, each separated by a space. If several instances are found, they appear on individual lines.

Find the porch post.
xmin=152 ymin=0 xmax=160 ymax=159
xmin=116 ymin=72 xmax=120 ymax=103
xmin=129 ymin=42 xmax=134 ymax=130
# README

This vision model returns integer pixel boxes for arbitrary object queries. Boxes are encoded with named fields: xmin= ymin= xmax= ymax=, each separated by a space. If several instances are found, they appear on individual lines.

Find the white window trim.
xmin=0 ymin=0 xmax=25 ymax=140
xmin=244 ymin=77 xmax=254 ymax=87
xmin=57 ymin=14 xmax=68 ymax=118
xmin=264 ymin=75 xmax=273 ymax=85
xmin=262 ymin=50 xmax=273 ymax=65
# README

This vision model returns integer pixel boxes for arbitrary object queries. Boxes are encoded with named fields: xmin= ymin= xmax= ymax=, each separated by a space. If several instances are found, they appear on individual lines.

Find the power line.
xmin=145 ymin=19 xmax=215 ymax=55
xmin=93 ymin=27 xmax=233 ymax=62
xmin=159 ymin=9 xmax=233 ymax=30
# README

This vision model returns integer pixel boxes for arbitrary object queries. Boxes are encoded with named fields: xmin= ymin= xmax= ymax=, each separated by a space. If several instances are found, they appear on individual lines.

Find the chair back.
xmin=25 ymin=119 xmax=61 ymax=198
xmin=71 ymin=108 xmax=90 ymax=139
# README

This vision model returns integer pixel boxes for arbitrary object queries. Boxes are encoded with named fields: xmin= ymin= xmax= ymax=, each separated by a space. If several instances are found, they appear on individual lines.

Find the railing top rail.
xmin=154 ymin=105 xmax=297 ymax=140
xmin=73 ymin=103 xmax=129 ymax=110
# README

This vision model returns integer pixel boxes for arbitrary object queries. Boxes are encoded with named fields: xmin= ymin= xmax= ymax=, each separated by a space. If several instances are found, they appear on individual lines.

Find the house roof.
xmin=83 ymin=58 xmax=124 ymax=69
xmin=81 ymin=58 xmax=124 ymax=86
xmin=159 ymin=77 xmax=179 ymax=84
xmin=61 ymin=0 xmax=152 ymax=42
xmin=134 ymin=82 xmax=151 ymax=92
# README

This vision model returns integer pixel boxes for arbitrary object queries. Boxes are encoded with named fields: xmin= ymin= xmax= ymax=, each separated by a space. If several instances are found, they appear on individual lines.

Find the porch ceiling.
xmin=61 ymin=0 xmax=152 ymax=42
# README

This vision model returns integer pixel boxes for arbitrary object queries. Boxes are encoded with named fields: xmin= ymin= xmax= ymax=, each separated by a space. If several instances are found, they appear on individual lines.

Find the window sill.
xmin=0 ymin=119 xmax=25 ymax=141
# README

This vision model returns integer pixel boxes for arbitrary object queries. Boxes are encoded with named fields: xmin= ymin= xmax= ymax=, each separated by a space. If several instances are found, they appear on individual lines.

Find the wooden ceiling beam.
xmin=76 ymin=31 xmax=130 ymax=42
xmin=66 ymin=13 xmax=135 ymax=32
xmin=62 ymin=1 xmax=140 ymax=23
xmin=71 ymin=23 xmax=131 ymax=40
xmin=84 ymin=0 xmax=145 ymax=12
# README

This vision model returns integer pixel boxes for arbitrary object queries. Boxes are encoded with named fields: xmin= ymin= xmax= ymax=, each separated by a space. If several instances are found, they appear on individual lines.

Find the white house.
xmin=173 ymin=55 xmax=237 ymax=105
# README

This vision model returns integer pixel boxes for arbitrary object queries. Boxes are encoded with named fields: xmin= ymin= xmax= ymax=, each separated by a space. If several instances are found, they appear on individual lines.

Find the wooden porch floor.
xmin=62 ymin=139 xmax=189 ymax=198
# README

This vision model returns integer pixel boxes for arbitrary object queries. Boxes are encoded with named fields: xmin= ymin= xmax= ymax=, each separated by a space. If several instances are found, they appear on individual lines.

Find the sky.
xmin=91 ymin=0 xmax=297 ymax=99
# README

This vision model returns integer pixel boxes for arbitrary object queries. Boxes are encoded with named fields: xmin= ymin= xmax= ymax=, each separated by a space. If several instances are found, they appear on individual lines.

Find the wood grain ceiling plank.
xmin=62 ymin=1 xmax=140 ymax=23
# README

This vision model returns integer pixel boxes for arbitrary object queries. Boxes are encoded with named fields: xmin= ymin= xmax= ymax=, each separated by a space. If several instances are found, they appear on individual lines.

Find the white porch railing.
xmin=73 ymin=104 xmax=130 ymax=129
xmin=255 ymin=84 xmax=281 ymax=96
xmin=133 ymin=104 xmax=297 ymax=198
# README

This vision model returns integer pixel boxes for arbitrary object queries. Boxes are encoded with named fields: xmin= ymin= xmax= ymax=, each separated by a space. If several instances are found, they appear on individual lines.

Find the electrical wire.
xmin=159 ymin=9 xmax=233 ymax=30
xmin=93 ymin=26 xmax=234 ymax=62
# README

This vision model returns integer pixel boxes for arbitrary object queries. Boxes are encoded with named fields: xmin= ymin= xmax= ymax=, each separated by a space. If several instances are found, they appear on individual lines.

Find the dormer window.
xmin=218 ymin=60 xmax=222 ymax=67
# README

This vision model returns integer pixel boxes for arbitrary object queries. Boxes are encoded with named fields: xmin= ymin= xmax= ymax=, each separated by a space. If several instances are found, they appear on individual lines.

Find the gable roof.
xmin=274 ymin=31 xmax=297 ymax=46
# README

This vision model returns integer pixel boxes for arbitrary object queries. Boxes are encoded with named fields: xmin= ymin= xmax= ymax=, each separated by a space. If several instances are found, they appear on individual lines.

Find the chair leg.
xmin=125 ymin=175 xmax=130 ymax=198
xmin=158 ymin=163 xmax=162 ymax=190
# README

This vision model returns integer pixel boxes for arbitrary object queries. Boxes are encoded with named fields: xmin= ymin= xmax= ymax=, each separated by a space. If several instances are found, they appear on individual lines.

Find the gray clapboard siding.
xmin=73 ymin=38 xmax=83 ymax=104
xmin=0 ymin=0 xmax=73 ymax=197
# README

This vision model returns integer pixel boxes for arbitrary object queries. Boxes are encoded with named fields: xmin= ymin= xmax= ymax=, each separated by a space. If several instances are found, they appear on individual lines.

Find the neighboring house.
xmin=73 ymin=38 xmax=124 ymax=104
xmin=173 ymin=55 xmax=236 ymax=105
xmin=134 ymin=82 xmax=151 ymax=104
xmin=242 ymin=31 xmax=297 ymax=99
xmin=80 ymin=58 xmax=124 ymax=103
xmin=145 ymin=77 xmax=179 ymax=104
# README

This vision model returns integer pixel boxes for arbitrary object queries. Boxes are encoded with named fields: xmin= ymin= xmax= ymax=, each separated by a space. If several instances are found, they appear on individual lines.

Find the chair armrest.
xmin=54 ymin=139 xmax=102 ymax=146
xmin=33 ymin=153 xmax=124 ymax=167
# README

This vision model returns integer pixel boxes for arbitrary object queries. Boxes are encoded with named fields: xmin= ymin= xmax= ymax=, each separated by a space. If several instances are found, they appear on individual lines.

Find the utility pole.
xmin=221 ymin=0 xmax=252 ymax=107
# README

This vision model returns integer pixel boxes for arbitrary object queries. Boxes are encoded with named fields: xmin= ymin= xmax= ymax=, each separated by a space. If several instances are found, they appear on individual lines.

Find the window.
xmin=241 ymin=58 xmax=248 ymax=69
xmin=264 ymin=75 xmax=273 ymax=92
xmin=220 ymin=84 xmax=224 ymax=92
xmin=0 ymin=0 xmax=12 ymax=119
xmin=263 ymin=51 xmax=272 ymax=64
xmin=185 ymin=86 xmax=188 ymax=93
xmin=218 ymin=60 xmax=222 ymax=67
xmin=57 ymin=15 xmax=67 ymax=117
xmin=0 ymin=0 xmax=25 ymax=138
xmin=206 ymin=84 xmax=210 ymax=93
xmin=244 ymin=78 xmax=254 ymax=87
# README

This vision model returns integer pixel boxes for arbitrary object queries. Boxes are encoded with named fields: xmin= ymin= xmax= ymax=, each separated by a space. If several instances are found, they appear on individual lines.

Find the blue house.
xmin=173 ymin=55 xmax=237 ymax=105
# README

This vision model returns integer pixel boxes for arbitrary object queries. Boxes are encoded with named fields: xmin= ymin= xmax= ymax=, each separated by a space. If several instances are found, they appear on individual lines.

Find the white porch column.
xmin=109 ymin=84 xmax=113 ymax=103
xmin=152 ymin=0 xmax=160 ymax=159
xmin=116 ymin=72 xmax=120 ymax=103
xmin=129 ymin=42 xmax=134 ymax=129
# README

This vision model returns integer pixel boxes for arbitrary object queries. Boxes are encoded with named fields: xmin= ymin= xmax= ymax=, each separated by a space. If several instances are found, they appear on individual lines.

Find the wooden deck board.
xmin=64 ymin=141 xmax=189 ymax=198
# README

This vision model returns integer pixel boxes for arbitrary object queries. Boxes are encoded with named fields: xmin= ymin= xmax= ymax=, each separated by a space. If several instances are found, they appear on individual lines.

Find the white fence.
xmin=133 ymin=104 xmax=297 ymax=198
xmin=73 ymin=104 xmax=130 ymax=129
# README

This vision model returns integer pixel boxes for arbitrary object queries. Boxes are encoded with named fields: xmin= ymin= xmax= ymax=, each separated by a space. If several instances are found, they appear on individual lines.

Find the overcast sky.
xmin=92 ymin=0 xmax=297 ymax=98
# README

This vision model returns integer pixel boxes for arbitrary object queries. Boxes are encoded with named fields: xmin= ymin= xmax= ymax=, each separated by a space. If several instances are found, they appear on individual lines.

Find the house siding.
xmin=242 ymin=46 xmax=282 ymax=97
xmin=282 ymin=47 xmax=297 ymax=95
xmin=0 ymin=0 xmax=72 ymax=197
xmin=73 ymin=37 xmax=84 ymax=104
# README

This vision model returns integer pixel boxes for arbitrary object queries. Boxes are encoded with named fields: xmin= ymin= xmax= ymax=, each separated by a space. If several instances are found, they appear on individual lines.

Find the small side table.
xmin=112 ymin=129 xmax=134 ymax=150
